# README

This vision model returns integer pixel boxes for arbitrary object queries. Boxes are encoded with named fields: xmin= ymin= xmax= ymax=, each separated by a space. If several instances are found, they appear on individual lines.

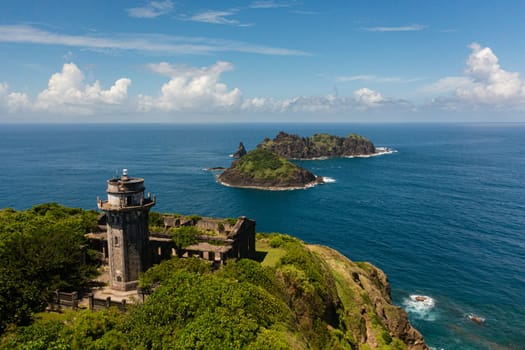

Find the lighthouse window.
xmin=114 ymin=237 xmax=119 ymax=247
xmin=126 ymin=196 xmax=132 ymax=206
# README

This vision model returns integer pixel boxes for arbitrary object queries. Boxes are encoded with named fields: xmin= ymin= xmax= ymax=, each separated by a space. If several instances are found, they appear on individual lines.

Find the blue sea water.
xmin=1 ymin=123 xmax=524 ymax=349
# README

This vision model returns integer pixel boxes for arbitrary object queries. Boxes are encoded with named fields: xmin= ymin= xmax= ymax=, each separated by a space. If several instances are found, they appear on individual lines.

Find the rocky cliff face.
xmin=232 ymin=142 xmax=247 ymax=158
xmin=308 ymin=244 xmax=428 ymax=350
xmin=258 ymin=131 xmax=376 ymax=159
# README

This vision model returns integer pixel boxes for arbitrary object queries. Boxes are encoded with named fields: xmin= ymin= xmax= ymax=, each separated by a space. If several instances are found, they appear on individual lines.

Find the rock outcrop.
xmin=258 ymin=131 xmax=376 ymax=159
xmin=232 ymin=142 xmax=247 ymax=158
xmin=308 ymin=244 xmax=429 ymax=350
xmin=218 ymin=148 xmax=323 ymax=190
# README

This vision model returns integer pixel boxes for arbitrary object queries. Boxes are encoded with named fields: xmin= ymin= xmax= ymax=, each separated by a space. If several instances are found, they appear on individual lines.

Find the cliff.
xmin=218 ymin=148 xmax=323 ymax=190
xmin=258 ymin=131 xmax=376 ymax=159
xmin=306 ymin=243 xmax=428 ymax=350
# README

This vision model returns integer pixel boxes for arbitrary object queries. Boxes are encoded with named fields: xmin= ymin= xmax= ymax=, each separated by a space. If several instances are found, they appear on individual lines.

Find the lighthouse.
xmin=97 ymin=169 xmax=155 ymax=291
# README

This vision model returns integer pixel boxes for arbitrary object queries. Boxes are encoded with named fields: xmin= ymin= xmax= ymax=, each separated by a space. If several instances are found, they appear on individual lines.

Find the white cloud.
xmin=188 ymin=10 xmax=250 ymax=26
xmin=127 ymin=1 xmax=174 ymax=18
xmin=353 ymin=88 xmax=384 ymax=107
xmin=139 ymin=61 xmax=394 ymax=114
xmin=139 ymin=61 xmax=242 ymax=112
xmin=426 ymin=43 xmax=525 ymax=108
xmin=0 ymin=83 xmax=31 ymax=112
xmin=6 ymin=92 xmax=31 ymax=112
xmin=362 ymin=24 xmax=427 ymax=32
xmin=336 ymin=75 xmax=422 ymax=83
xmin=241 ymin=88 xmax=393 ymax=113
xmin=35 ymin=63 xmax=131 ymax=114
xmin=422 ymin=76 xmax=473 ymax=95
xmin=249 ymin=1 xmax=292 ymax=9
xmin=456 ymin=43 xmax=525 ymax=104
xmin=0 ymin=25 xmax=308 ymax=56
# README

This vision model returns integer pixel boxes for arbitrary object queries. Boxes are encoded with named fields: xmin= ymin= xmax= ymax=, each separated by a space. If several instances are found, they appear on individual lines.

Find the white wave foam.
xmin=467 ymin=313 xmax=485 ymax=325
xmin=322 ymin=177 xmax=336 ymax=183
xmin=402 ymin=295 xmax=437 ymax=321
xmin=374 ymin=147 xmax=397 ymax=155
xmin=343 ymin=147 xmax=397 ymax=158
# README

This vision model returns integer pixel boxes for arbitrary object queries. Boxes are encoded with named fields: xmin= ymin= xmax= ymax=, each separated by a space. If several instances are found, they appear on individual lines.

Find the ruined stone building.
xmin=88 ymin=170 xmax=256 ymax=291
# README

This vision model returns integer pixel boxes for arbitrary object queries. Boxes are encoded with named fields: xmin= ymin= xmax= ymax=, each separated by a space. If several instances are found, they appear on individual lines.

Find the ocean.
xmin=1 ymin=123 xmax=524 ymax=349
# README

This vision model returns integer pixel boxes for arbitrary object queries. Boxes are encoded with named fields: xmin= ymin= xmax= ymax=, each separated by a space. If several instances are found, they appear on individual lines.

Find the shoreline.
xmin=284 ymin=147 xmax=397 ymax=160
xmin=217 ymin=176 xmax=325 ymax=191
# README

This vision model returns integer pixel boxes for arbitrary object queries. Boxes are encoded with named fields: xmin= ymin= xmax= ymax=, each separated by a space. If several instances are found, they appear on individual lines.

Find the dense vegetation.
xmin=258 ymin=131 xmax=376 ymax=159
xmin=169 ymin=226 xmax=200 ymax=251
xmin=218 ymin=149 xmax=318 ymax=188
xmin=233 ymin=148 xmax=300 ymax=180
xmin=0 ymin=205 xmax=425 ymax=349
xmin=0 ymin=204 xmax=99 ymax=332
xmin=0 ymin=228 xmax=421 ymax=349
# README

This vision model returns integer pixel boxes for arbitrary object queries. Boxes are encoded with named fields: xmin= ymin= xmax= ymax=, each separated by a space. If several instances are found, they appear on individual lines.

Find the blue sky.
xmin=1 ymin=0 xmax=525 ymax=122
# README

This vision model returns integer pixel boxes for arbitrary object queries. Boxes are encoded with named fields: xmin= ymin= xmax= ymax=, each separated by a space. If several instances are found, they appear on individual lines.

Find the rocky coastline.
xmin=258 ymin=131 xmax=377 ymax=159
xmin=217 ymin=174 xmax=324 ymax=191
xmin=308 ymin=243 xmax=428 ymax=349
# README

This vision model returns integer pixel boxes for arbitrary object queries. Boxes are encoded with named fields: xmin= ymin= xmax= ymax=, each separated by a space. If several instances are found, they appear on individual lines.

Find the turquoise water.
xmin=1 ymin=123 xmax=524 ymax=349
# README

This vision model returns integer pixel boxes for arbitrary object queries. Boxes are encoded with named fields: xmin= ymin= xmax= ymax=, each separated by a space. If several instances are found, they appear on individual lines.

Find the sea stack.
xmin=232 ymin=142 xmax=247 ymax=158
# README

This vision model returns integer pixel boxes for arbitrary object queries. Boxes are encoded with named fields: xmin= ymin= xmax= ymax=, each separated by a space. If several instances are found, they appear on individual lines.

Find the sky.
xmin=1 ymin=0 xmax=525 ymax=123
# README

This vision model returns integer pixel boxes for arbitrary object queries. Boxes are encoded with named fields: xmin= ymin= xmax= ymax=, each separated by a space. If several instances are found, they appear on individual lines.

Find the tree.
xmin=0 ymin=204 xmax=99 ymax=332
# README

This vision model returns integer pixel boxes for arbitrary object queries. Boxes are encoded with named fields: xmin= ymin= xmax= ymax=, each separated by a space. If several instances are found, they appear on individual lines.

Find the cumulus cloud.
xmin=456 ymin=43 xmax=525 ymax=104
xmin=353 ymin=88 xmax=384 ymax=107
xmin=35 ymin=63 xmax=131 ymax=114
xmin=6 ymin=92 xmax=31 ymax=112
xmin=427 ymin=43 xmax=525 ymax=108
xmin=139 ymin=61 xmax=242 ymax=112
xmin=241 ymin=88 xmax=392 ymax=113
xmin=0 ymin=82 xmax=31 ymax=112
xmin=139 ymin=61 xmax=395 ymax=114
xmin=2 ymin=60 xmax=394 ymax=119
xmin=127 ymin=1 xmax=174 ymax=18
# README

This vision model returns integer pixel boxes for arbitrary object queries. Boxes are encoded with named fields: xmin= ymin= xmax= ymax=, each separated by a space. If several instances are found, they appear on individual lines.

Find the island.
xmin=217 ymin=148 xmax=324 ymax=190
xmin=258 ymin=131 xmax=377 ymax=159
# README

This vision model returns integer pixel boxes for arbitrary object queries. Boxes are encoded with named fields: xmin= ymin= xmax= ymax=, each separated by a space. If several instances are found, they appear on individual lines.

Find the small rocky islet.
xmin=218 ymin=148 xmax=324 ymax=190
xmin=217 ymin=131 xmax=379 ymax=190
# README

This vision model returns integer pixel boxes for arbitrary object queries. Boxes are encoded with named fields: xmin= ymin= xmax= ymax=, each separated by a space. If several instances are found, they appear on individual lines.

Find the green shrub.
xmin=234 ymin=149 xmax=299 ymax=180
xmin=169 ymin=226 xmax=201 ymax=249
xmin=148 ymin=212 xmax=165 ymax=227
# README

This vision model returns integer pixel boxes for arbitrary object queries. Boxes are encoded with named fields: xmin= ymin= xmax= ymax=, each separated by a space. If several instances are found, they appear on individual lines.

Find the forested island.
xmin=0 ymin=204 xmax=427 ymax=349
xmin=258 ymin=131 xmax=377 ymax=159
xmin=218 ymin=148 xmax=324 ymax=190
xmin=216 ymin=131 xmax=387 ymax=190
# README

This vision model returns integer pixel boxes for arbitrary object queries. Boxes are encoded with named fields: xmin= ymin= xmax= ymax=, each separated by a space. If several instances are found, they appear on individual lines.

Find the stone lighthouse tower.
xmin=97 ymin=169 xmax=155 ymax=291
